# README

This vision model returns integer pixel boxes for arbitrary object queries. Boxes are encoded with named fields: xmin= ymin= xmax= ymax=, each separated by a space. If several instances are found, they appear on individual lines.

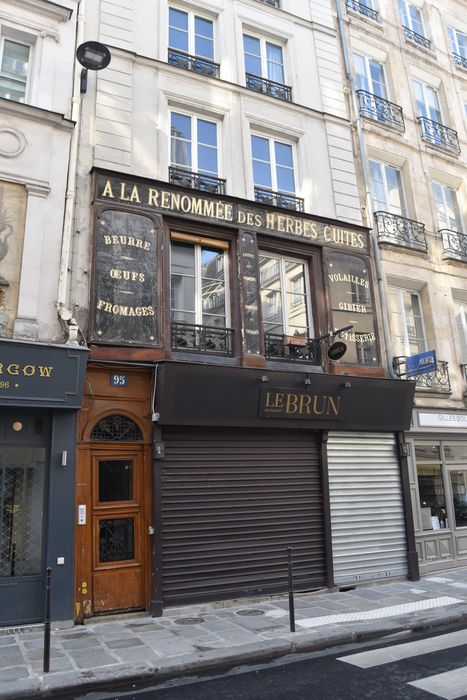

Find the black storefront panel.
xmin=160 ymin=428 xmax=324 ymax=604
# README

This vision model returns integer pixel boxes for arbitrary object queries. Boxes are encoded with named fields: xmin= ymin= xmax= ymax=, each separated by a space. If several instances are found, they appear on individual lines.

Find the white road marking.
xmin=426 ymin=577 xmax=454 ymax=583
xmin=409 ymin=666 xmax=467 ymax=700
xmin=338 ymin=628 xmax=467 ymax=668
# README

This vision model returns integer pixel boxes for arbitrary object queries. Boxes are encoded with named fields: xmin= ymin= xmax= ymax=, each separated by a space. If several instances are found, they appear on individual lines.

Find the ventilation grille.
xmin=91 ymin=415 xmax=143 ymax=442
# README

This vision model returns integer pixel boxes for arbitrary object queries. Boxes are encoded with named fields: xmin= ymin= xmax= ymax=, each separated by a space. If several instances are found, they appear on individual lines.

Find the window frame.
xmin=453 ymin=300 xmax=467 ymax=364
xmin=369 ymin=159 xmax=407 ymax=216
xmin=432 ymin=181 xmax=463 ymax=233
xmin=448 ymin=26 xmax=467 ymax=59
xmin=353 ymin=52 xmax=388 ymax=99
xmin=259 ymin=250 xmax=313 ymax=337
xmin=412 ymin=79 xmax=443 ymax=123
xmin=388 ymin=286 xmax=427 ymax=357
xmin=170 ymin=110 xmax=220 ymax=177
xmin=168 ymin=6 xmax=215 ymax=61
xmin=251 ymin=133 xmax=297 ymax=195
xmin=169 ymin=234 xmax=231 ymax=329
xmin=0 ymin=34 xmax=32 ymax=104
xmin=398 ymin=0 xmax=426 ymax=37
xmin=243 ymin=32 xmax=286 ymax=84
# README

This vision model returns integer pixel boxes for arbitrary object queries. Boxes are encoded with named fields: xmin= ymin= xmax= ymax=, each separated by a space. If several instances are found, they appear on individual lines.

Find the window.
xmin=259 ymin=253 xmax=311 ymax=337
xmin=370 ymin=161 xmax=406 ymax=216
xmin=398 ymin=0 xmax=426 ymax=38
xmin=413 ymin=80 xmax=442 ymax=123
xmin=170 ymin=112 xmax=218 ymax=177
xmin=388 ymin=287 xmax=426 ymax=357
xmin=244 ymin=34 xmax=284 ymax=83
xmin=432 ymin=182 xmax=462 ymax=232
xmin=251 ymin=135 xmax=295 ymax=194
xmin=169 ymin=8 xmax=214 ymax=60
xmin=448 ymin=26 xmax=467 ymax=62
xmin=354 ymin=53 xmax=387 ymax=99
xmin=453 ymin=300 xmax=467 ymax=364
xmin=170 ymin=238 xmax=229 ymax=328
xmin=415 ymin=443 xmax=447 ymax=531
xmin=0 ymin=37 xmax=30 ymax=103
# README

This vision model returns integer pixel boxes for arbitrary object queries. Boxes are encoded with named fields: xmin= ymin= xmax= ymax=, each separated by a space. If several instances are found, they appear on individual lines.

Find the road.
xmin=72 ymin=625 xmax=467 ymax=700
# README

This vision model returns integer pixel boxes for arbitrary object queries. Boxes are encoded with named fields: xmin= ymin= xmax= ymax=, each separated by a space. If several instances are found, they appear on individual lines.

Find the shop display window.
xmin=416 ymin=462 xmax=447 ymax=530
xmin=450 ymin=471 xmax=467 ymax=527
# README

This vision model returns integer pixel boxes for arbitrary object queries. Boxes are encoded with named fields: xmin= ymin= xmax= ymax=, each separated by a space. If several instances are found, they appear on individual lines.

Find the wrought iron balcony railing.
xmin=440 ymin=229 xmax=467 ymax=263
xmin=402 ymin=26 xmax=431 ymax=50
xmin=171 ymin=322 xmax=234 ymax=356
xmin=453 ymin=52 xmax=467 ymax=69
xmin=393 ymin=356 xmax=451 ymax=393
xmin=168 ymin=49 xmax=219 ymax=78
xmin=257 ymin=0 xmax=280 ymax=6
xmin=356 ymin=90 xmax=404 ymax=129
xmin=345 ymin=0 xmax=378 ymax=21
xmin=265 ymin=333 xmax=321 ymax=364
xmin=254 ymin=187 xmax=304 ymax=212
xmin=245 ymin=73 xmax=292 ymax=101
xmin=169 ymin=166 xmax=226 ymax=195
xmin=417 ymin=117 xmax=460 ymax=152
xmin=374 ymin=211 xmax=427 ymax=252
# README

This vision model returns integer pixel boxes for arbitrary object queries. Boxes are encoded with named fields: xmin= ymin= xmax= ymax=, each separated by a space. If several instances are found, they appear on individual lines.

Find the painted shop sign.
xmin=94 ymin=173 xmax=369 ymax=253
xmin=418 ymin=412 xmax=467 ymax=429
xmin=259 ymin=387 xmax=342 ymax=419
xmin=91 ymin=209 xmax=158 ymax=344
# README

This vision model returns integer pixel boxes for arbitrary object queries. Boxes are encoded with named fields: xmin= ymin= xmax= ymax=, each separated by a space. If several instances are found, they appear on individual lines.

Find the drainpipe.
xmin=335 ymin=0 xmax=398 ymax=379
xmin=57 ymin=0 xmax=86 ymax=343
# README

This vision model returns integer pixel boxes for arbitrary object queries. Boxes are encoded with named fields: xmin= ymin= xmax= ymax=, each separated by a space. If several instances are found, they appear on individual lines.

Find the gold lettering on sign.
xmin=0 ymin=363 xmax=54 ymax=378
xmin=101 ymin=180 xmax=115 ymax=198
xmin=262 ymin=390 xmax=341 ymax=418
xmin=96 ymin=299 xmax=155 ymax=316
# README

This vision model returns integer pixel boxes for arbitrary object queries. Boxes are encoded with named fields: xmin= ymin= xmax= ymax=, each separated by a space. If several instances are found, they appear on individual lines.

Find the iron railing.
xmin=440 ymin=229 xmax=467 ymax=262
xmin=265 ymin=333 xmax=321 ymax=364
xmin=393 ymin=356 xmax=451 ymax=393
xmin=169 ymin=166 xmax=226 ymax=195
xmin=356 ymin=90 xmax=404 ymax=129
xmin=168 ymin=49 xmax=219 ymax=78
xmin=402 ymin=26 xmax=431 ymax=50
xmin=345 ymin=0 xmax=378 ymax=21
xmin=374 ymin=211 xmax=427 ymax=252
xmin=417 ymin=117 xmax=460 ymax=152
xmin=453 ymin=52 xmax=467 ymax=69
xmin=257 ymin=0 xmax=280 ymax=6
xmin=171 ymin=322 xmax=234 ymax=356
xmin=254 ymin=187 xmax=304 ymax=212
xmin=245 ymin=73 xmax=292 ymax=101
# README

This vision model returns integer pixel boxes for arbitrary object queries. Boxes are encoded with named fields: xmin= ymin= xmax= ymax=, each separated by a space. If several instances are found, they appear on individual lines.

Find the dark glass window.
xmin=99 ymin=517 xmax=135 ymax=562
xmin=98 ymin=460 xmax=133 ymax=502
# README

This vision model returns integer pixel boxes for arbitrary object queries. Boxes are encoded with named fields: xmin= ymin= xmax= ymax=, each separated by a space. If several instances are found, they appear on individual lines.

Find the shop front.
xmin=408 ymin=409 xmax=467 ymax=573
xmin=0 ymin=339 xmax=88 ymax=626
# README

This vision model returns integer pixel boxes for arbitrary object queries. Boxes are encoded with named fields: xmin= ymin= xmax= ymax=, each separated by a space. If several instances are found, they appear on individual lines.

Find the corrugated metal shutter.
xmin=328 ymin=432 xmax=408 ymax=584
xmin=160 ymin=428 xmax=325 ymax=604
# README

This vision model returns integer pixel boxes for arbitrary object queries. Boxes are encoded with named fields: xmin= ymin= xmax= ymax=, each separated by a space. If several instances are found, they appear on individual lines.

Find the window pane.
xmin=252 ymin=136 xmax=272 ymax=188
xmin=454 ymin=302 xmax=467 ymax=363
xmin=243 ymin=34 xmax=261 ymax=75
xmin=169 ymin=8 xmax=188 ymax=52
xmin=444 ymin=444 xmax=467 ymax=462
xmin=370 ymin=161 xmax=386 ymax=210
xmin=385 ymin=165 xmax=405 ymax=216
xmin=195 ymin=17 xmax=214 ymax=59
xmin=451 ymin=471 xmax=467 ymax=528
xmin=98 ymin=460 xmax=133 ymax=502
xmin=1 ymin=40 xmax=29 ymax=79
xmin=171 ymin=242 xmax=195 ymax=276
xmin=276 ymin=165 xmax=295 ymax=193
xmin=261 ymin=289 xmax=283 ymax=333
xmin=202 ymin=280 xmax=225 ymax=319
xmin=415 ymin=444 xmax=441 ymax=460
xmin=274 ymin=142 xmax=293 ymax=167
xmin=417 ymin=463 xmax=446 ymax=530
xmin=201 ymin=247 xmax=224 ymax=278
xmin=171 ymin=275 xmax=196 ymax=315
xmin=275 ymin=142 xmax=294 ymax=193
xmin=171 ymin=113 xmax=192 ymax=168
xmin=369 ymin=59 xmax=386 ymax=98
xmin=403 ymin=291 xmax=425 ymax=354
xmin=266 ymin=42 xmax=284 ymax=83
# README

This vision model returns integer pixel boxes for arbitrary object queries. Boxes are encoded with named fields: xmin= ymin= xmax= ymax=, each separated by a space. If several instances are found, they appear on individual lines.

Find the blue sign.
xmin=110 ymin=373 xmax=128 ymax=387
xmin=406 ymin=350 xmax=437 ymax=378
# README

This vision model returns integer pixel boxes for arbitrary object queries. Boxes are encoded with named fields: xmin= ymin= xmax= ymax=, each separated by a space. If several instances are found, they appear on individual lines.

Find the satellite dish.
xmin=328 ymin=341 xmax=347 ymax=361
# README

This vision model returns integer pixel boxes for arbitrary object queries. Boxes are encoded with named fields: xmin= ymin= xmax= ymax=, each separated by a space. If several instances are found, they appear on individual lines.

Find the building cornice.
xmin=0 ymin=98 xmax=75 ymax=130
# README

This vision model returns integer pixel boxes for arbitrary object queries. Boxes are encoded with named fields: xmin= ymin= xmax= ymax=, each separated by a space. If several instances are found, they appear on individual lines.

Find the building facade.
xmin=338 ymin=0 xmax=467 ymax=574
xmin=0 ymin=0 xmax=88 ymax=626
xmin=65 ymin=0 xmax=418 ymax=622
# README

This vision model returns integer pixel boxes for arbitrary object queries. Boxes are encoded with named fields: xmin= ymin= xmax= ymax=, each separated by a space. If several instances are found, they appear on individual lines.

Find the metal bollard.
xmin=287 ymin=546 xmax=295 ymax=633
xmin=43 ymin=567 xmax=52 ymax=673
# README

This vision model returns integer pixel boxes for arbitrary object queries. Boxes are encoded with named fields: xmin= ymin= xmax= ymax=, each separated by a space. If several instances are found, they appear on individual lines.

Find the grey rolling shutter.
xmin=160 ymin=428 xmax=325 ymax=604
xmin=328 ymin=432 xmax=408 ymax=584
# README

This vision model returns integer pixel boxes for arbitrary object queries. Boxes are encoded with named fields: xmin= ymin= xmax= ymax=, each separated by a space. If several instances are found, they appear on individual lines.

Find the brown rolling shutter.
xmin=160 ymin=428 xmax=325 ymax=605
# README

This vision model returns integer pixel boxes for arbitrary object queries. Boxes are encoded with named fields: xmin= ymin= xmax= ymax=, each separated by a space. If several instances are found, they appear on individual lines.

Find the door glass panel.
xmin=415 ymin=444 xmax=441 ymax=460
xmin=450 ymin=471 xmax=467 ymax=528
xmin=417 ymin=463 xmax=447 ymax=530
xmin=445 ymin=444 xmax=467 ymax=462
xmin=0 ymin=447 xmax=45 ymax=577
xmin=99 ymin=517 xmax=135 ymax=562
xmin=98 ymin=459 xmax=133 ymax=502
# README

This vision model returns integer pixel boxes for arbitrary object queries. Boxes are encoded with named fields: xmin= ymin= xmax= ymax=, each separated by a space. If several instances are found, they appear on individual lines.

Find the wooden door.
xmin=91 ymin=448 xmax=148 ymax=613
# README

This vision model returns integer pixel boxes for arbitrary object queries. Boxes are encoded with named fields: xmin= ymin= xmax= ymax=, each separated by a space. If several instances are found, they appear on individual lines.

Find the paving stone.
xmin=143 ymin=638 xmax=197 ymax=657
xmin=30 ymin=657 xmax=75 ymax=673
xmin=106 ymin=646 xmax=162 ymax=664
xmin=0 ymin=637 xmax=17 ymax=647
xmin=0 ymin=665 xmax=30 ymax=682
xmin=125 ymin=621 xmax=164 ymax=632
xmin=61 ymin=636 xmax=102 ymax=650
xmin=0 ymin=646 xmax=26 ymax=667
xmin=105 ymin=637 xmax=145 ymax=649
xmin=69 ymin=648 xmax=119 ymax=669
xmin=25 ymin=647 xmax=66 ymax=661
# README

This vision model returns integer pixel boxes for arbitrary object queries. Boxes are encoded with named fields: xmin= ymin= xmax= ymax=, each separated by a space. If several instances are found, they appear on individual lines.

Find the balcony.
xmin=245 ymin=73 xmax=292 ymax=102
xmin=168 ymin=49 xmax=219 ymax=78
xmin=169 ymin=166 xmax=226 ymax=195
xmin=393 ymin=356 xmax=451 ymax=393
xmin=357 ymin=90 xmax=404 ymax=129
xmin=402 ymin=26 xmax=431 ymax=50
xmin=171 ymin=322 xmax=234 ymax=356
xmin=265 ymin=333 xmax=321 ymax=364
xmin=417 ymin=117 xmax=460 ymax=153
xmin=257 ymin=0 xmax=280 ymax=6
xmin=345 ymin=0 xmax=378 ymax=21
xmin=254 ymin=187 xmax=304 ymax=212
xmin=374 ymin=211 xmax=427 ymax=252
xmin=453 ymin=52 xmax=467 ymax=69
xmin=440 ymin=229 xmax=467 ymax=263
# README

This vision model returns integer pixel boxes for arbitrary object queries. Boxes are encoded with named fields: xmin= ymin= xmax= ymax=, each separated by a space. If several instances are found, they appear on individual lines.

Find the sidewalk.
xmin=3 ymin=568 xmax=467 ymax=699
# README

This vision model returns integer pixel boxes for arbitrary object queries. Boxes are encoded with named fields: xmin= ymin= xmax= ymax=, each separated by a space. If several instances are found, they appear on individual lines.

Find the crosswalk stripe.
xmin=409 ymin=665 xmax=467 ymax=700
xmin=338 ymin=628 xmax=467 ymax=668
